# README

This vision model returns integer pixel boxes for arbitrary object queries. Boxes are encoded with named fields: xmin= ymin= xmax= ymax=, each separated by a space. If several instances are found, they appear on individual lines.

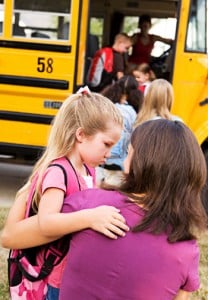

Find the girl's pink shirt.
xmin=38 ymin=157 xmax=95 ymax=288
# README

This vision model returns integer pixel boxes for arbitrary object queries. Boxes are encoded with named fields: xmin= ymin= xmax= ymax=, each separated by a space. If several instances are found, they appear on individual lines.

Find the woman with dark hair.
xmin=60 ymin=119 xmax=207 ymax=300
xmin=129 ymin=14 xmax=173 ymax=65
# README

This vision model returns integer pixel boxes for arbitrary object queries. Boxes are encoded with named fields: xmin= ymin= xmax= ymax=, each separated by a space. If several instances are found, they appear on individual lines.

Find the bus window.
xmin=89 ymin=17 xmax=104 ymax=47
xmin=12 ymin=0 xmax=71 ymax=40
xmin=149 ymin=18 xmax=177 ymax=57
xmin=123 ymin=16 xmax=138 ymax=35
xmin=84 ymin=17 xmax=103 ymax=79
xmin=186 ymin=0 xmax=207 ymax=52
xmin=0 ymin=0 xmax=4 ymax=35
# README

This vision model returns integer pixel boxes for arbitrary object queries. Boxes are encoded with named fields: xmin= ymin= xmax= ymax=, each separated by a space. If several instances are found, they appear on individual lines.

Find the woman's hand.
xmin=88 ymin=205 xmax=129 ymax=239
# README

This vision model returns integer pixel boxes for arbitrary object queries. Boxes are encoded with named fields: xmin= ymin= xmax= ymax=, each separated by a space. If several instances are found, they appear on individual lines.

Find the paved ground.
xmin=0 ymin=160 xmax=33 ymax=207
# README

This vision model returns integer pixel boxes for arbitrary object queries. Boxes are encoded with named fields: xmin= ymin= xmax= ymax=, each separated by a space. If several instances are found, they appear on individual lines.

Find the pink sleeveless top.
xmin=38 ymin=157 xmax=96 ymax=288
xmin=129 ymin=33 xmax=154 ymax=65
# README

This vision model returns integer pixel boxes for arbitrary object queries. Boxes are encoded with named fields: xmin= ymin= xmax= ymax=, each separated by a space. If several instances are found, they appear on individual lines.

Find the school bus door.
xmin=172 ymin=0 xmax=208 ymax=145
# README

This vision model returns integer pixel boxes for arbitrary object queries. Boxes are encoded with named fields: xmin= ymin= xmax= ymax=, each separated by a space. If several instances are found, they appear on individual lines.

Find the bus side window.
xmin=186 ymin=0 xmax=206 ymax=53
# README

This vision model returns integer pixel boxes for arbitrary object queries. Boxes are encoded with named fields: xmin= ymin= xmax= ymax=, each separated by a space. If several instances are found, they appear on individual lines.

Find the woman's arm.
xmin=174 ymin=290 xmax=191 ymax=300
xmin=153 ymin=34 xmax=173 ymax=45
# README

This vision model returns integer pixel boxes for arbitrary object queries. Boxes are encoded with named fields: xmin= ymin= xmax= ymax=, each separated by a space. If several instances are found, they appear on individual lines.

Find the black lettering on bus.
xmin=37 ymin=57 xmax=54 ymax=73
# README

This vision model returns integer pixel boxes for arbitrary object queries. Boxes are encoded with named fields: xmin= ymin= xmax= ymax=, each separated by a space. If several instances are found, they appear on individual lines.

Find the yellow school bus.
xmin=0 ymin=0 xmax=208 ymax=163
xmin=0 ymin=0 xmax=89 ymax=159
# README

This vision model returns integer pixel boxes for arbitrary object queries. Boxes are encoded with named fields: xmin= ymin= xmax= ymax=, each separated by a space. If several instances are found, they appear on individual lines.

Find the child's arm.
xmin=1 ymin=188 xmax=129 ymax=249
xmin=1 ymin=191 xmax=59 ymax=249
xmin=153 ymin=34 xmax=173 ymax=46
xmin=38 ymin=188 xmax=129 ymax=239
xmin=173 ymin=290 xmax=191 ymax=300
xmin=116 ymin=71 xmax=124 ymax=80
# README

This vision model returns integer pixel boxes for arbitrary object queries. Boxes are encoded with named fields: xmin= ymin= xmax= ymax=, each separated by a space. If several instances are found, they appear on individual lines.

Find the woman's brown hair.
xmin=119 ymin=119 xmax=207 ymax=242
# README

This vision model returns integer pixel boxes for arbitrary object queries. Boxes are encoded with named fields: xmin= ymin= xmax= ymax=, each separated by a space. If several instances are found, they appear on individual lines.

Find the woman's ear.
xmin=75 ymin=127 xmax=85 ymax=143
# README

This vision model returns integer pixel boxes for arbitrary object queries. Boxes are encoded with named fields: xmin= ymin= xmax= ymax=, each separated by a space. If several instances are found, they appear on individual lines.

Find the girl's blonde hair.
xmin=18 ymin=91 xmax=123 ymax=210
xmin=135 ymin=79 xmax=174 ymax=127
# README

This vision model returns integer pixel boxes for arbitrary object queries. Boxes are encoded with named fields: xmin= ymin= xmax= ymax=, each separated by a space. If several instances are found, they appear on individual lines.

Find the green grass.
xmin=0 ymin=207 xmax=9 ymax=231
xmin=191 ymin=231 xmax=208 ymax=299
xmin=0 ymin=207 xmax=10 ymax=300
xmin=0 ymin=207 xmax=208 ymax=299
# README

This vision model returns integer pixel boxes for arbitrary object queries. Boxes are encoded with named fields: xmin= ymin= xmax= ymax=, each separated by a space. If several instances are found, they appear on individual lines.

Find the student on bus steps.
xmin=87 ymin=33 xmax=132 ymax=92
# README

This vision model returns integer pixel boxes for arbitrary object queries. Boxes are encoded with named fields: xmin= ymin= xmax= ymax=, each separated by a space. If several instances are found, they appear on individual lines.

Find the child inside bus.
xmin=1 ymin=88 xmax=129 ymax=300
xmin=134 ymin=78 xmax=182 ymax=127
xmin=132 ymin=63 xmax=156 ymax=95
xmin=87 ymin=33 xmax=132 ymax=92
xmin=97 ymin=75 xmax=143 ymax=186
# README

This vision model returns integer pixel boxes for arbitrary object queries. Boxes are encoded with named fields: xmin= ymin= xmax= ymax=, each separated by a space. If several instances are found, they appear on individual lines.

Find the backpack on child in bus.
xmin=7 ymin=160 xmax=76 ymax=300
xmin=86 ymin=47 xmax=114 ymax=92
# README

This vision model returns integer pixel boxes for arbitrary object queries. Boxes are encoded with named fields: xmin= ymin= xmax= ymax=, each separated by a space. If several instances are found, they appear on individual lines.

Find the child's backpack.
xmin=86 ymin=47 xmax=114 ymax=92
xmin=7 ymin=158 xmax=88 ymax=300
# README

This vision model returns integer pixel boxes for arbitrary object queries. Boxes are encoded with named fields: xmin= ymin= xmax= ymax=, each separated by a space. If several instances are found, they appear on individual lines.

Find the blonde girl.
xmin=1 ymin=89 xmax=129 ymax=299
xmin=134 ymin=78 xmax=182 ymax=127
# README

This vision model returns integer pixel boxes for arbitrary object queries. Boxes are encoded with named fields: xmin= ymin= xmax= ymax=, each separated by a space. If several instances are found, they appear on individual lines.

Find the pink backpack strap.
xmin=25 ymin=175 xmax=39 ymax=217
xmin=54 ymin=157 xmax=96 ymax=192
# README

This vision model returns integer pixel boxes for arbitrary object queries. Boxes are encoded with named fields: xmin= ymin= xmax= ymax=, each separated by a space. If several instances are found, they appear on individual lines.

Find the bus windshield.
xmin=1 ymin=0 xmax=71 ymax=41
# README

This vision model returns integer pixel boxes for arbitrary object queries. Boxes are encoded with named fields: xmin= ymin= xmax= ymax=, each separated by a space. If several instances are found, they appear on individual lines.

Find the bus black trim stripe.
xmin=0 ymin=40 xmax=71 ymax=52
xmin=0 ymin=75 xmax=69 ymax=90
xmin=0 ymin=111 xmax=53 ymax=125
xmin=0 ymin=142 xmax=44 ymax=158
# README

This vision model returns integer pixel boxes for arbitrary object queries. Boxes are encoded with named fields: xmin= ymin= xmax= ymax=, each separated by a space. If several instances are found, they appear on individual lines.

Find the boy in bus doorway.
xmin=87 ymin=33 xmax=132 ymax=92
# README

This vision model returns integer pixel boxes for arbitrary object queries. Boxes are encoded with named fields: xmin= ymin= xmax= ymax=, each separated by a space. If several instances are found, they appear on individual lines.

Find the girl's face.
xmin=76 ymin=122 xmax=122 ymax=167
xmin=133 ymin=70 xmax=149 ymax=84
xmin=123 ymin=143 xmax=134 ymax=174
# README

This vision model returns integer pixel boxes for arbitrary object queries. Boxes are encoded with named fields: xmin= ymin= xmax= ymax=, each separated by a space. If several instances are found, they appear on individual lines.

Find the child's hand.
xmin=173 ymin=290 xmax=191 ymax=300
xmin=88 ymin=206 xmax=129 ymax=239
